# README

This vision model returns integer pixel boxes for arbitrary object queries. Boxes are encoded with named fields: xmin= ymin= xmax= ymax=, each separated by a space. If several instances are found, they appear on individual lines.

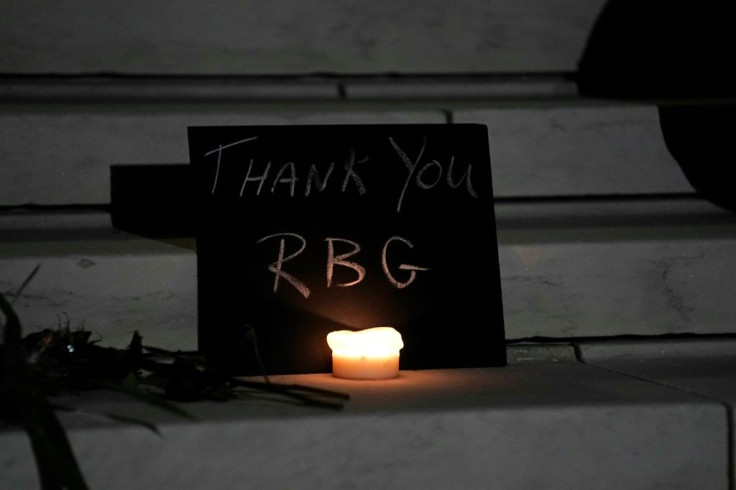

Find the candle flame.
xmin=326 ymin=327 xmax=403 ymax=357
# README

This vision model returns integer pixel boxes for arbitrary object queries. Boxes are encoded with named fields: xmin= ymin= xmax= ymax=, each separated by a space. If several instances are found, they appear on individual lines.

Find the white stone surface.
xmin=454 ymin=105 xmax=694 ymax=197
xmin=577 ymin=339 xmax=736 ymax=485
xmin=0 ymin=365 xmax=728 ymax=489
xmin=0 ymin=109 xmax=444 ymax=206
xmin=577 ymin=340 xmax=736 ymax=409
xmin=0 ymin=1 xmax=605 ymax=74
xmin=0 ymin=103 xmax=696 ymax=206
xmin=500 ymin=239 xmax=736 ymax=339
xmin=498 ymin=198 xmax=736 ymax=339
xmin=0 ymin=253 xmax=196 ymax=351
xmin=0 ymin=213 xmax=197 ymax=350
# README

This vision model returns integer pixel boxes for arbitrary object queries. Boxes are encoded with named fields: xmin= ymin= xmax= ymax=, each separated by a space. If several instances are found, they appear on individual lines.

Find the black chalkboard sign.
xmin=188 ymin=124 xmax=505 ymax=375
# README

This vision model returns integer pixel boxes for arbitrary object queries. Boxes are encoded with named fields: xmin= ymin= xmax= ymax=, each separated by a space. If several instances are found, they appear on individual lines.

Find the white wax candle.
xmin=326 ymin=327 xmax=404 ymax=380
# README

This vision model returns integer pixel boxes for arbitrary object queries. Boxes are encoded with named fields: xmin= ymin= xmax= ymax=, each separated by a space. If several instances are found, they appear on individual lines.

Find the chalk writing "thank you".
xmin=204 ymin=136 xmax=477 ymax=213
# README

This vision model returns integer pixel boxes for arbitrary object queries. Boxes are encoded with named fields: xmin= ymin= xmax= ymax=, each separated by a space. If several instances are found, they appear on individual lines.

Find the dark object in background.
xmin=578 ymin=0 xmax=736 ymax=99
xmin=659 ymin=105 xmax=736 ymax=212
xmin=578 ymin=0 xmax=736 ymax=212
xmin=110 ymin=164 xmax=195 ymax=236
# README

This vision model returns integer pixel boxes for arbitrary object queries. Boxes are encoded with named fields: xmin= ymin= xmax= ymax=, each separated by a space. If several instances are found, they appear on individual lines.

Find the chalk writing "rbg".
xmin=256 ymin=233 xmax=430 ymax=299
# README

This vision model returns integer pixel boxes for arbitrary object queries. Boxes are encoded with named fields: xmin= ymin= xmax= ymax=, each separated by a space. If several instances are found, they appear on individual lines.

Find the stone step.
xmin=0 ymin=103 xmax=692 ymax=206
xmin=0 ymin=0 xmax=605 ymax=74
xmin=456 ymin=105 xmax=692 ymax=198
xmin=0 ymin=108 xmax=445 ymax=206
xmin=577 ymin=338 xmax=736 ymax=486
xmin=497 ymin=197 xmax=736 ymax=339
xmin=0 ymin=210 xmax=197 ymax=350
xmin=0 ymin=75 xmax=577 ymax=103
xmin=0 ymin=363 xmax=728 ymax=489
xmin=2 ymin=197 xmax=736 ymax=348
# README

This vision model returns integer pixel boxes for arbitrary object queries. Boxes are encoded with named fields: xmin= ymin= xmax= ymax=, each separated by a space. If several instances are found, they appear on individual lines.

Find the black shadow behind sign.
xmin=188 ymin=124 xmax=506 ymax=375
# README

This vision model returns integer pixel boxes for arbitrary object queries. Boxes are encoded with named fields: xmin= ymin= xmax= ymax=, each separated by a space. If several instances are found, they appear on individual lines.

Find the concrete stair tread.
xmin=0 ymin=363 xmax=730 ymax=489
xmin=578 ymin=338 xmax=736 ymax=404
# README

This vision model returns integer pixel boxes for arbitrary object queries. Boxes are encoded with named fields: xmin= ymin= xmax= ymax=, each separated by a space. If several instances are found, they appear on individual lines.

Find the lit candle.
xmin=326 ymin=327 xmax=404 ymax=379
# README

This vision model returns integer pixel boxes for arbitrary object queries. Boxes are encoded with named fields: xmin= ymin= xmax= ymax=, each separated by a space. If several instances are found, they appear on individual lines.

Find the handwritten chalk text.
xmin=389 ymin=137 xmax=478 ymax=213
xmin=205 ymin=137 xmax=367 ymax=198
xmin=257 ymin=233 xmax=430 ymax=298
xmin=204 ymin=135 xmax=478 ymax=213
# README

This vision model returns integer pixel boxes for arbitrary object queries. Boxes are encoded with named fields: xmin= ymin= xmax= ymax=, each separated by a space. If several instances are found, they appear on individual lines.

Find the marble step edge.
xmin=2 ymin=195 xmax=733 ymax=228
xmin=576 ymin=337 xmax=736 ymax=362
xmin=512 ymin=337 xmax=736 ymax=364
xmin=0 ymin=74 xmax=578 ymax=103
xmin=506 ymin=343 xmax=577 ymax=363
xmin=3 ymin=196 xmax=736 ymax=246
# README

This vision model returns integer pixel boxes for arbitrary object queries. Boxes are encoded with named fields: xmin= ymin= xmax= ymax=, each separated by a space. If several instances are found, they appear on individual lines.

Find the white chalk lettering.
xmin=341 ymin=148 xmax=368 ymax=195
xmin=305 ymin=161 xmax=335 ymax=196
xmin=256 ymin=234 xmax=429 ymax=296
xmin=256 ymin=233 xmax=311 ymax=299
xmin=389 ymin=136 xmax=426 ymax=213
xmin=389 ymin=137 xmax=479 ymax=212
xmin=205 ymin=136 xmax=258 ymax=194
xmin=446 ymin=155 xmax=478 ymax=198
xmin=381 ymin=236 xmax=430 ymax=289
xmin=325 ymin=238 xmax=366 ymax=288
xmin=240 ymin=159 xmax=271 ymax=197
xmin=416 ymin=159 xmax=442 ymax=190
xmin=212 ymin=145 xmax=366 ymax=198
xmin=271 ymin=162 xmax=298 ymax=197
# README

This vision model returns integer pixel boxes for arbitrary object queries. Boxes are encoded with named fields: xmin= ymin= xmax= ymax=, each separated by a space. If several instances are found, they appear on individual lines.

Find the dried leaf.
xmin=2 ymin=283 xmax=89 ymax=490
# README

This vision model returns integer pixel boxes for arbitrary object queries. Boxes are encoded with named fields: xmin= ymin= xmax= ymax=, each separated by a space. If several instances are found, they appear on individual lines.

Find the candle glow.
xmin=326 ymin=327 xmax=404 ymax=379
